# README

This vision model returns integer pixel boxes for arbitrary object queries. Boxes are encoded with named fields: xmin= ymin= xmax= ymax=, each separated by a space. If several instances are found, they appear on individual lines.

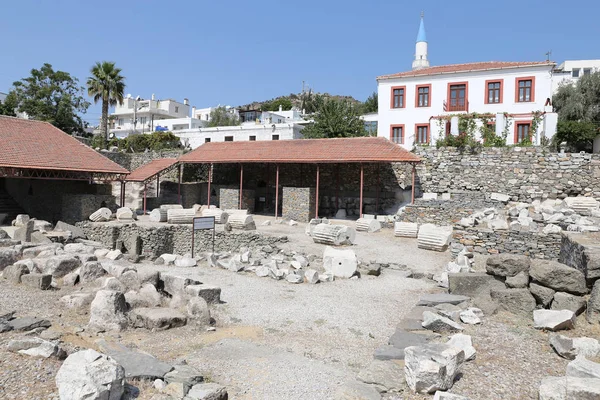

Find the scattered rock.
xmin=551 ymin=292 xmax=586 ymax=315
xmin=529 ymin=260 xmax=587 ymax=295
xmin=186 ymin=382 xmax=228 ymax=400
xmin=175 ymin=257 xmax=197 ymax=267
xmin=131 ymin=307 xmax=187 ymax=330
xmin=164 ymin=365 xmax=203 ymax=393
xmin=322 ymin=246 xmax=357 ymax=279
xmin=433 ymin=392 xmax=471 ymax=400
xmin=538 ymin=376 xmax=600 ymax=399
xmin=8 ymin=317 xmax=51 ymax=331
xmin=529 ymin=283 xmax=556 ymax=307
xmin=417 ymin=294 xmax=470 ymax=307
xmin=304 ymin=269 xmax=319 ymax=284
xmin=447 ymin=333 xmax=476 ymax=361
xmin=486 ymin=254 xmax=530 ymax=277
xmin=505 ymin=271 xmax=529 ymax=288
xmin=490 ymin=288 xmax=536 ymax=316
xmin=88 ymin=290 xmax=129 ymax=332
xmin=286 ymin=273 xmax=303 ymax=284
xmin=586 ymin=279 xmax=600 ymax=324
xmin=459 ymin=309 xmax=482 ymax=325
xmin=56 ymin=349 xmax=125 ymax=399
xmin=334 ymin=380 xmax=382 ymax=400
xmin=373 ymin=345 xmax=406 ymax=361
xmin=422 ymin=311 xmax=463 ymax=332
xmin=404 ymin=343 xmax=465 ymax=394
xmin=356 ymin=360 xmax=405 ymax=393
xmin=533 ymin=309 xmax=576 ymax=331
xmin=550 ymin=334 xmax=600 ymax=360
xmin=388 ymin=329 xmax=431 ymax=356
xmin=7 ymin=337 xmax=66 ymax=359
xmin=185 ymin=285 xmax=221 ymax=304
xmin=105 ymin=250 xmax=123 ymax=261
xmin=0 ymin=248 xmax=20 ymax=271
xmin=97 ymin=340 xmax=173 ymax=380
xmin=60 ymin=292 xmax=96 ymax=311
xmin=186 ymin=297 xmax=211 ymax=326
xmin=79 ymin=261 xmax=106 ymax=282
xmin=44 ymin=255 xmax=81 ymax=278
xmin=2 ymin=262 xmax=30 ymax=284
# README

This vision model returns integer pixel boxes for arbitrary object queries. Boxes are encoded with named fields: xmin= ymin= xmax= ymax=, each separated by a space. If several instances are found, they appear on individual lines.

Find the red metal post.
xmin=266 ymin=164 xmax=270 ymax=212
xmin=121 ymin=181 xmax=125 ymax=207
xmin=315 ymin=164 xmax=320 ymax=219
xmin=336 ymin=165 xmax=339 ymax=211
xmin=411 ymin=163 xmax=416 ymax=204
xmin=275 ymin=164 xmax=279 ymax=218
xmin=156 ymin=174 xmax=160 ymax=197
xmin=143 ymin=182 xmax=147 ymax=215
xmin=207 ymin=163 xmax=212 ymax=207
xmin=177 ymin=164 xmax=182 ymax=205
xmin=239 ymin=164 xmax=243 ymax=209
xmin=359 ymin=163 xmax=364 ymax=218
xmin=376 ymin=163 xmax=380 ymax=214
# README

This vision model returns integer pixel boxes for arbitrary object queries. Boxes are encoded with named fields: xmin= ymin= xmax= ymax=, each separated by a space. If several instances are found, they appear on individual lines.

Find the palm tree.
xmin=87 ymin=61 xmax=125 ymax=146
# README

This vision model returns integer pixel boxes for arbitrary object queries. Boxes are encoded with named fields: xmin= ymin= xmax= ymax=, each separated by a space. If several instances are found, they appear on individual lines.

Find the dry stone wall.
xmin=75 ymin=221 xmax=287 ymax=258
xmin=282 ymin=187 xmax=315 ymax=222
xmin=414 ymin=146 xmax=600 ymax=201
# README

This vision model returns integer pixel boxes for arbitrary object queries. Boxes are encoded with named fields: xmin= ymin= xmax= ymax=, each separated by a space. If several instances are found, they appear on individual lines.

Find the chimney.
xmin=191 ymin=106 xmax=196 ymax=118
xmin=279 ymin=105 xmax=283 ymax=112
xmin=151 ymin=93 xmax=155 ymax=100
xmin=183 ymin=98 xmax=189 ymax=105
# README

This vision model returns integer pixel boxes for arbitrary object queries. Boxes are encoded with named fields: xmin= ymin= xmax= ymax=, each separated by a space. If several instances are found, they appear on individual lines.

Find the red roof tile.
xmin=0 ymin=116 xmax=129 ymax=174
xmin=179 ymin=137 xmax=420 ymax=164
xmin=378 ymin=61 xmax=556 ymax=80
xmin=126 ymin=158 xmax=178 ymax=182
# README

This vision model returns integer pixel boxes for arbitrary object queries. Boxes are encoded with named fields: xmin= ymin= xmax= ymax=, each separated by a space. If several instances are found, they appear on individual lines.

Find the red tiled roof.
xmin=0 ymin=116 xmax=129 ymax=174
xmin=377 ymin=61 xmax=556 ymax=80
xmin=179 ymin=137 xmax=420 ymax=164
xmin=126 ymin=158 xmax=178 ymax=182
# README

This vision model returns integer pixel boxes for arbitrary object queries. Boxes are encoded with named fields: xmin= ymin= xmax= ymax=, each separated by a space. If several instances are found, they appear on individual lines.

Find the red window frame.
xmin=514 ymin=121 xmax=532 ymax=143
xmin=415 ymin=123 xmax=430 ymax=144
xmin=390 ymin=86 xmax=406 ymax=109
xmin=515 ymin=77 xmax=535 ymax=103
xmin=390 ymin=124 xmax=404 ymax=144
xmin=485 ymin=79 xmax=503 ymax=104
xmin=446 ymin=81 xmax=468 ymax=111
xmin=415 ymin=84 xmax=432 ymax=108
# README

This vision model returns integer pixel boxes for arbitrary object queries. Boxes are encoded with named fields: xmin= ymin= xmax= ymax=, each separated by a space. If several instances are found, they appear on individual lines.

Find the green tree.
xmin=554 ymin=120 xmax=599 ymax=152
xmin=0 ymin=92 xmax=17 ymax=116
xmin=362 ymin=91 xmax=378 ymax=114
xmin=553 ymin=72 xmax=600 ymax=123
xmin=300 ymin=89 xmax=324 ymax=114
xmin=301 ymin=98 xmax=367 ymax=138
xmin=262 ymin=97 xmax=293 ymax=112
xmin=87 ymin=61 xmax=126 ymax=147
xmin=10 ymin=63 xmax=90 ymax=134
xmin=207 ymin=106 xmax=240 ymax=127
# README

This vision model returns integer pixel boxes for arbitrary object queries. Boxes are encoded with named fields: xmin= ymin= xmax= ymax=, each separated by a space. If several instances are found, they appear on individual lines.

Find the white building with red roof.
xmin=376 ymin=14 xmax=558 ymax=149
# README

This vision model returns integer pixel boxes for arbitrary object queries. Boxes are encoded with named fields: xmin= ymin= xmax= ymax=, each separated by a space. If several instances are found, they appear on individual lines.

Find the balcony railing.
xmin=443 ymin=100 xmax=469 ymax=112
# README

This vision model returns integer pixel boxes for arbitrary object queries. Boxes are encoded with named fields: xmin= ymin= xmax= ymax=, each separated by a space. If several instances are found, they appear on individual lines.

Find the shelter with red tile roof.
xmin=375 ymin=14 xmax=558 ymax=150
xmin=0 ymin=116 xmax=128 ymax=223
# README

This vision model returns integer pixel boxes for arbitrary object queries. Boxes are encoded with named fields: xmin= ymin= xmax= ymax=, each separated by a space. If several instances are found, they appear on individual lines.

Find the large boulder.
xmin=490 ymin=288 xmax=536 ymax=316
xmin=549 ymin=334 xmax=600 ymax=360
xmin=186 ymin=297 xmax=211 ymax=326
xmin=448 ymin=273 xmax=503 ymax=297
xmin=529 ymin=260 xmax=587 ymax=295
xmin=422 ymin=311 xmax=463 ymax=333
xmin=2 ymin=262 xmax=30 ymax=284
xmin=79 ymin=261 xmax=106 ymax=282
xmin=0 ymin=249 xmax=19 ymax=271
xmin=7 ymin=337 xmax=66 ymax=359
xmin=55 ymin=349 xmax=125 ymax=400
xmin=185 ymin=285 xmax=221 ymax=304
xmin=567 ymin=356 xmax=600 ymax=379
xmin=404 ymin=343 xmax=465 ymax=394
xmin=587 ymin=279 xmax=600 ymax=324
xmin=538 ymin=376 xmax=600 ymax=399
xmin=322 ymin=246 xmax=357 ymax=279
xmin=60 ymin=292 xmax=96 ymax=311
xmin=130 ymin=308 xmax=187 ymax=330
xmin=486 ymin=254 xmax=530 ymax=277
xmin=44 ymin=255 xmax=81 ymax=278
xmin=530 ymin=283 xmax=556 ymax=307
xmin=88 ymin=290 xmax=129 ymax=332
xmin=21 ymin=273 xmax=52 ymax=290
xmin=551 ymin=292 xmax=586 ymax=315
xmin=160 ymin=273 xmax=201 ymax=298
xmin=534 ymin=310 xmax=576 ymax=331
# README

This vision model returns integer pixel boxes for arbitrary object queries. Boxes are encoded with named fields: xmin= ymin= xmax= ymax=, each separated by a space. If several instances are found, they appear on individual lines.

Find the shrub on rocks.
xmin=55 ymin=349 xmax=125 ymax=400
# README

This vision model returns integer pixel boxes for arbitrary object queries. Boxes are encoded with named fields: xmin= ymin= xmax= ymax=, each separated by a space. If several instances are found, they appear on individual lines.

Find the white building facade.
xmin=110 ymin=94 xmax=192 ymax=137
xmin=553 ymin=59 xmax=600 ymax=87
xmin=377 ymin=16 xmax=558 ymax=149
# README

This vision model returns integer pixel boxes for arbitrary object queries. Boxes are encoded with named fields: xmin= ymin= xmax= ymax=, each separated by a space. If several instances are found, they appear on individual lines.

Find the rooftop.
xmin=378 ymin=61 xmax=556 ymax=80
xmin=126 ymin=158 xmax=178 ymax=182
xmin=179 ymin=137 xmax=420 ymax=164
xmin=0 ymin=116 xmax=128 ymax=176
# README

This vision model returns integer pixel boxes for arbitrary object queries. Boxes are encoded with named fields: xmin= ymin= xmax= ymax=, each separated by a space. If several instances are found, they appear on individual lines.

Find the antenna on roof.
xmin=545 ymin=50 xmax=552 ymax=62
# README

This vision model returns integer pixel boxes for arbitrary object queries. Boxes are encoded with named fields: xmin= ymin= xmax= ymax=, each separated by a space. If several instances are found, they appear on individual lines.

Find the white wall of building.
xmin=174 ymin=123 xmax=304 ymax=149
xmin=377 ymin=65 xmax=556 ymax=148
xmin=553 ymin=59 xmax=600 ymax=88
xmin=111 ymin=96 xmax=191 ymax=134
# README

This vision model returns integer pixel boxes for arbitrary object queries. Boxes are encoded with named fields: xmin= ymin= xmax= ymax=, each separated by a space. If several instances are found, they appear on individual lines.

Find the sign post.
xmin=191 ymin=216 xmax=216 ymax=256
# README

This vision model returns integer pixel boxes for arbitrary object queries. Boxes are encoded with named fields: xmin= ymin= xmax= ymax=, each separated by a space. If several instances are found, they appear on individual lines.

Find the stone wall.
xmin=282 ymin=187 xmax=315 ymax=222
xmin=452 ymin=228 xmax=562 ymax=260
xmin=3 ymin=178 xmax=114 ymax=224
xmin=414 ymin=146 xmax=600 ymax=201
xmin=102 ymin=150 xmax=184 ymax=173
xmin=559 ymin=232 xmax=600 ymax=282
xmin=219 ymin=188 xmax=255 ymax=212
xmin=76 ymin=221 xmax=287 ymax=258
xmin=401 ymin=193 xmax=499 ymax=225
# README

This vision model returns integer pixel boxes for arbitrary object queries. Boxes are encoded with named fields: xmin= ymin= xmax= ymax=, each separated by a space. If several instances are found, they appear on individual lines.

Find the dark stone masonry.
xmin=282 ymin=187 xmax=315 ymax=222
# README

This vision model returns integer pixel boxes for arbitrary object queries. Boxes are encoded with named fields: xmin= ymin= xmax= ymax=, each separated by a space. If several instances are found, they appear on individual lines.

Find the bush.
xmin=553 ymin=120 xmax=599 ymax=152
xmin=98 ymin=131 xmax=182 ymax=152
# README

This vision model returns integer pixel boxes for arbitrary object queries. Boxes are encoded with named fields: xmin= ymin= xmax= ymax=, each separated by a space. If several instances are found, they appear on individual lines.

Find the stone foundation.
xmin=75 ymin=221 xmax=287 ymax=258
xmin=219 ymin=188 xmax=255 ymax=212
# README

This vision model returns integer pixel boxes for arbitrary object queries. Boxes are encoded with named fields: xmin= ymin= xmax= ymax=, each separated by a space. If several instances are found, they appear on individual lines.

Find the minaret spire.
xmin=412 ymin=12 xmax=430 ymax=70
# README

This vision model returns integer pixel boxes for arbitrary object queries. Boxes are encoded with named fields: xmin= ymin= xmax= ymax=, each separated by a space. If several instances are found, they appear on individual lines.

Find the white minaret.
xmin=412 ymin=12 xmax=429 ymax=70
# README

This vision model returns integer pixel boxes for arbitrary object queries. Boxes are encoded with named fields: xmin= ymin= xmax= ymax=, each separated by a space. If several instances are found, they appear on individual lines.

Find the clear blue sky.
xmin=1 ymin=0 xmax=597 ymax=126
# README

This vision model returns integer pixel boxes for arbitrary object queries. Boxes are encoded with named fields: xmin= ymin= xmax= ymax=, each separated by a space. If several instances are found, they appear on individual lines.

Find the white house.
xmin=110 ymin=94 xmax=192 ymax=136
xmin=376 ymin=14 xmax=558 ymax=148
xmin=553 ymin=60 xmax=600 ymax=87
xmin=174 ymin=123 xmax=304 ymax=149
